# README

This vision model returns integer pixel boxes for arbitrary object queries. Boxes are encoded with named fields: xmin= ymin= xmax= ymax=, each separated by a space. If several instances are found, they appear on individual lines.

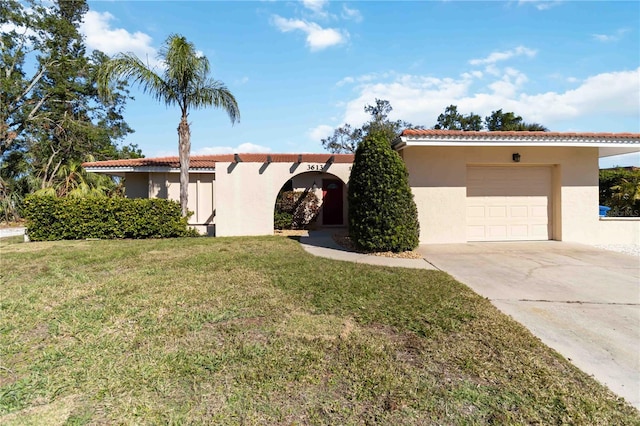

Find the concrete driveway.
xmin=418 ymin=242 xmax=640 ymax=409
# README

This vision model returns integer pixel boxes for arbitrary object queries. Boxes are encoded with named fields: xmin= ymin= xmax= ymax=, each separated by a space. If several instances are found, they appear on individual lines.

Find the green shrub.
xmin=23 ymin=195 xmax=197 ymax=241
xmin=274 ymin=190 xmax=320 ymax=229
xmin=348 ymin=130 xmax=419 ymax=252
xmin=599 ymin=168 xmax=640 ymax=217
xmin=274 ymin=212 xmax=293 ymax=230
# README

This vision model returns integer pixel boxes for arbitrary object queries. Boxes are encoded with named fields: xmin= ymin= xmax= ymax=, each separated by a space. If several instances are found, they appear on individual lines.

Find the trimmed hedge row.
xmin=23 ymin=196 xmax=197 ymax=241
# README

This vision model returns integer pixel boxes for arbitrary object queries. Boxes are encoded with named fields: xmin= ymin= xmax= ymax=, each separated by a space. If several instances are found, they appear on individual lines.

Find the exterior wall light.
xmin=512 ymin=153 xmax=521 ymax=162
xmin=312 ymin=181 xmax=318 ymax=191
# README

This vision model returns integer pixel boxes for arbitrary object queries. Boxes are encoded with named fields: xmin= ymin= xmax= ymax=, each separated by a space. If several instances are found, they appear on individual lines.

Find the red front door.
xmin=322 ymin=179 xmax=343 ymax=225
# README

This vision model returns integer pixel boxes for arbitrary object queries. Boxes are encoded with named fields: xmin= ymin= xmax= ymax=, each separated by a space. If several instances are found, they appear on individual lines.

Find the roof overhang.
xmin=84 ymin=166 xmax=216 ymax=177
xmin=393 ymin=133 xmax=640 ymax=159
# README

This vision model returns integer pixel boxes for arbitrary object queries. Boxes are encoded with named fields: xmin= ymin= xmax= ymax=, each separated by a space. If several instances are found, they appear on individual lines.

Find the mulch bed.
xmin=331 ymin=232 xmax=423 ymax=259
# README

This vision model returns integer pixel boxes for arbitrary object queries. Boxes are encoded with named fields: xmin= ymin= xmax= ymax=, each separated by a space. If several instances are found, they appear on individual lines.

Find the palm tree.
xmin=97 ymin=34 xmax=239 ymax=216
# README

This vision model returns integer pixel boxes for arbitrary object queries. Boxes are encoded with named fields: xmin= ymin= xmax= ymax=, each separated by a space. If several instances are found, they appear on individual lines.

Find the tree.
xmin=434 ymin=105 xmax=482 ymax=131
xmin=321 ymin=99 xmax=415 ymax=153
xmin=600 ymin=168 xmax=640 ymax=217
xmin=431 ymin=106 xmax=549 ymax=132
xmin=1 ymin=0 xmax=48 ymax=154
xmin=484 ymin=109 xmax=548 ymax=131
xmin=1 ymin=0 xmax=137 ymax=220
xmin=98 ymin=34 xmax=240 ymax=216
xmin=348 ymin=129 xmax=419 ymax=252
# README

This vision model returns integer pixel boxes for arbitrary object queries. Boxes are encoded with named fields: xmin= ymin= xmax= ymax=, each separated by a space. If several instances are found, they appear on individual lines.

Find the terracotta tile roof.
xmin=83 ymin=153 xmax=355 ymax=169
xmin=401 ymin=129 xmax=640 ymax=139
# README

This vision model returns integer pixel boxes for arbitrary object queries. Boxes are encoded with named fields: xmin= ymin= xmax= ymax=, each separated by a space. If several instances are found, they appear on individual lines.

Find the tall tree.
xmin=1 ymin=0 xmax=137 ymax=218
xmin=98 ymin=34 xmax=240 ymax=216
xmin=434 ymin=105 xmax=482 ymax=131
xmin=484 ymin=109 xmax=548 ymax=131
xmin=321 ymin=99 xmax=415 ymax=153
xmin=1 ymin=0 xmax=48 ymax=154
xmin=431 ymin=105 xmax=548 ymax=132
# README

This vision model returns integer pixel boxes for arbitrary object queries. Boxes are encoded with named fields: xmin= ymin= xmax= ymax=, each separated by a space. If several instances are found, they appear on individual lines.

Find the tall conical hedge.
xmin=348 ymin=130 xmax=419 ymax=252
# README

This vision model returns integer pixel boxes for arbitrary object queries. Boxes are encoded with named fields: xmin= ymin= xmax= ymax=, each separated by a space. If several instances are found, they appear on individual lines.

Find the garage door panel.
xmin=467 ymin=167 xmax=552 ymax=242
xmin=489 ymin=206 xmax=507 ymax=218
xmin=510 ymin=206 xmax=528 ymax=217
xmin=487 ymin=225 xmax=508 ymax=239
xmin=468 ymin=225 xmax=486 ymax=239
xmin=467 ymin=205 xmax=485 ymax=218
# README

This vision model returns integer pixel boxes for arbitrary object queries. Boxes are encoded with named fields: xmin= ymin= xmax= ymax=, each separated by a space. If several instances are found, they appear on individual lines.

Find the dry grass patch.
xmin=1 ymin=236 xmax=638 ymax=424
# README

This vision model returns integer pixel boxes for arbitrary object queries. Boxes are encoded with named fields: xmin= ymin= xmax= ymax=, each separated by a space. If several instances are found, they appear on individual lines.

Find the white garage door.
xmin=467 ymin=166 xmax=552 ymax=241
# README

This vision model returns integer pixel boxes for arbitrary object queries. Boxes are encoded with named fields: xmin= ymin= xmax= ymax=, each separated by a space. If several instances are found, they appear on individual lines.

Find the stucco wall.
xmin=147 ymin=172 xmax=216 ymax=234
xmin=124 ymin=173 xmax=148 ymax=199
xmin=598 ymin=218 xmax=640 ymax=245
xmin=402 ymin=146 xmax=600 ymax=244
xmin=215 ymin=161 xmax=351 ymax=237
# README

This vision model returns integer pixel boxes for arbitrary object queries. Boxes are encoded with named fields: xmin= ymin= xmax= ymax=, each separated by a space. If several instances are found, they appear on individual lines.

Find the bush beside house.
xmin=23 ymin=196 xmax=196 ymax=241
xmin=274 ymin=191 xmax=320 ymax=230
xmin=348 ymin=130 xmax=419 ymax=252
xmin=599 ymin=168 xmax=640 ymax=217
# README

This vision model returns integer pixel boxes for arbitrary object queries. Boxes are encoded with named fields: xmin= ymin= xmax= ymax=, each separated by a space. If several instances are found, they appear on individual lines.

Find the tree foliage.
xmin=434 ymin=105 xmax=482 ymax=131
xmin=599 ymin=168 xmax=640 ymax=217
xmin=484 ymin=109 xmax=548 ymax=131
xmin=98 ymin=34 xmax=240 ymax=216
xmin=433 ymin=105 xmax=549 ymax=131
xmin=321 ymin=99 xmax=416 ymax=153
xmin=274 ymin=190 xmax=320 ymax=230
xmin=348 ymin=130 xmax=419 ymax=252
xmin=1 ymin=0 xmax=140 ymax=220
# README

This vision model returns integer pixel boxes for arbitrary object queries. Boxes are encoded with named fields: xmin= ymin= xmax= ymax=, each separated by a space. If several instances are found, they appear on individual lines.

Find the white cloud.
xmin=488 ymin=67 xmax=528 ymax=98
xmin=469 ymin=46 xmax=537 ymax=66
xmin=271 ymin=15 xmax=347 ymax=50
xmin=336 ymin=76 xmax=355 ymax=87
xmin=332 ymin=67 xmax=640 ymax=132
xmin=308 ymin=124 xmax=334 ymax=141
xmin=341 ymin=5 xmax=363 ymax=22
xmin=80 ymin=11 xmax=159 ymax=67
xmin=301 ymin=0 xmax=328 ymax=14
xmin=592 ymin=28 xmax=630 ymax=43
xmin=235 ymin=76 xmax=250 ymax=85
xmin=518 ymin=0 xmax=563 ymax=11
xmin=195 ymin=142 xmax=272 ymax=155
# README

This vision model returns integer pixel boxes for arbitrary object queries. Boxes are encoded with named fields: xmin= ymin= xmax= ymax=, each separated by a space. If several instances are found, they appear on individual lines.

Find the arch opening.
xmin=273 ymin=171 xmax=348 ymax=231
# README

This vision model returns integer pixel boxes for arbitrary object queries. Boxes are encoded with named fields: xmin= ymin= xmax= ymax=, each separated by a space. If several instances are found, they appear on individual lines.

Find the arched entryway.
xmin=274 ymin=171 xmax=347 ymax=230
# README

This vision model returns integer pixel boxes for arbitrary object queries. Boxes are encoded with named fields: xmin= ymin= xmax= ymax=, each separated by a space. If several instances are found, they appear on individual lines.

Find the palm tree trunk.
xmin=178 ymin=115 xmax=191 ymax=217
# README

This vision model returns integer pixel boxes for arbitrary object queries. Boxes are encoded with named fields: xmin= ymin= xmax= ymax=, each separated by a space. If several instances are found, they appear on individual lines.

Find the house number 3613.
xmin=306 ymin=164 xmax=325 ymax=171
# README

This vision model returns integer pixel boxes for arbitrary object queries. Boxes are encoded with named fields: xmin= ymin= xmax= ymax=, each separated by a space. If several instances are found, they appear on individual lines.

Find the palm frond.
xmin=98 ymin=53 xmax=175 ymax=106
xmin=191 ymin=80 xmax=240 ymax=124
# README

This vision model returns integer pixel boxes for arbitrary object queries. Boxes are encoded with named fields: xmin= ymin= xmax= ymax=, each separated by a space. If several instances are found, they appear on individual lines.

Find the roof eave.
xmin=84 ymin=166 xmax=216 ymax=175
xmin=396 ymin=136 xmax=640 ymax=158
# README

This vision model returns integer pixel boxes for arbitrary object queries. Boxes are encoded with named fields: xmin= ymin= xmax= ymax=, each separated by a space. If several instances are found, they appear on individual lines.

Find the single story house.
xmin=83 ymin=130 xmax=640 ymax=245
xmin=84 ymin=153 xmax=354 ymax=237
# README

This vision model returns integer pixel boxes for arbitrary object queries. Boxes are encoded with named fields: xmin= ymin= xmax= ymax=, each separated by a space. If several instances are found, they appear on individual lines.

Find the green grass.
xmin=0 ymin=236 xmax=637 ymax=425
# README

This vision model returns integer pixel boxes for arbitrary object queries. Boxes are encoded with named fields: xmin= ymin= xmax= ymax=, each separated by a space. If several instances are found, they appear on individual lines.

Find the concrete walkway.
xmin=0 ymin=227 xmax=26 ymax=238
xmin=300 ymin=232 xmax=640 ymax=409
xmin=299 ymin=231 xmax=436 ymax=269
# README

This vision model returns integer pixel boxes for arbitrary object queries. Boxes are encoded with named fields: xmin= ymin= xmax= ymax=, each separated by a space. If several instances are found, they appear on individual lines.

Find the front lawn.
xmin=0 ymin=236 xmax=637 ymax=424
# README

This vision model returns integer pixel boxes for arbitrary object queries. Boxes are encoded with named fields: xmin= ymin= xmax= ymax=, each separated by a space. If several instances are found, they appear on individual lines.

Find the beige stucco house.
xmin=83 ymin=130 xmax=640 ymax=245
xmin=84 ymin=153 xmax=354 ymax=237
xmin=394 ymin=130 xmax=639 ymax=245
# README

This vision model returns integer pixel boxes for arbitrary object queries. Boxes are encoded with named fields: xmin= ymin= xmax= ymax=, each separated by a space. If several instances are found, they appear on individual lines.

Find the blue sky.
xmin=80 ymin=0 xmax=639 ymax=166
